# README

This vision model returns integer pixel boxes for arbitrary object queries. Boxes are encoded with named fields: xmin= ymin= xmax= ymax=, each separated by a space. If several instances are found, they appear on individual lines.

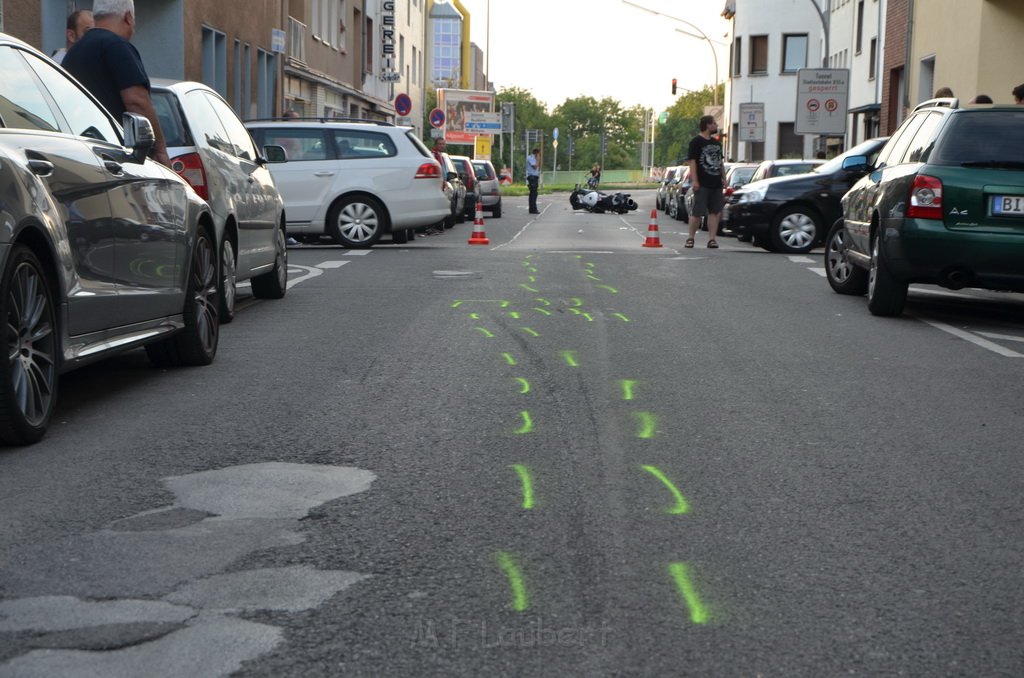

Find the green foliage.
xmin=653 ymin=83 xmax=724 ymax=166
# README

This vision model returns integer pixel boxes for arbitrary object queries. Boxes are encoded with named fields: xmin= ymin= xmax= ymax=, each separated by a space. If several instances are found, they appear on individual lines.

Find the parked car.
xmin=245 ymin=119 xmax=449 ymax=246
xmin=826 ymin=98 xmax=1024 ymax=316
xmin=748 ymin=158 xmax=825 ymax=183
xmin=151 ymin=80 xmax=286 ymax=322
xmin=0 ymin=34 xmax=218 ymax=445
xmin=665 ymin=166 xmax=692 ymax=221
xmin=724 ymin=162 xmax=760 ymax=198
xmin=472 ymin=159 xmax=502 ymax=217
xmin=656 ymin=165 xmax=683 ymax=211
xmin=449 ymin=154 xmax=477 ymax=220
xmin=438 ymin=152 xmax=466 ymax=228
xmin=726 ymin=138 xmax=888 ymax=253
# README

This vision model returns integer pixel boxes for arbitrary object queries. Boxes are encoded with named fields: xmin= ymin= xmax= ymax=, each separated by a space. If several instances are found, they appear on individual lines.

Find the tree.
xmin=653 ymin=83 xmax=723 ymax=167
xmin=494 ymin=87 xmax=550 ymax=180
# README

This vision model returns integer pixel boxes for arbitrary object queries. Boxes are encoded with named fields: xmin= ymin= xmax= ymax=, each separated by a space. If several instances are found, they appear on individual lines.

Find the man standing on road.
xmin=62 ymin=0 xmax=169 ymax=166
xmin=51 ymin=9 xmax=93 ymax=64
xmin=684 ymin=115 xmax=726 ymax=249
xmin=526 ymin=148 xmax=540 ymax=214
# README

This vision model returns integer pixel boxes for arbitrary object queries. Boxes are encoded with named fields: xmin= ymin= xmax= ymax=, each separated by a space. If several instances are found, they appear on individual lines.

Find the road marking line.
xmin=285 ymin=264 xmax=323 ymax=288
xmin=916 ymin=317 xmax=1024 ymax=357
xmin=640 ymin=465 xmax=690 ymax=515
xmin=788 ymin=255 xmax=815 ymax=263
xmin=316 ymin=261 xmax=350 ymax=269
xmin=668 ymin=563 xmax=709 ymax=624
xmin=976 ymin=331 xmax=1024 ymax=343
xmin=807 ymin=267 xmax=827 ymax=277
xmin=344 ymin=250 xmax=372 ymax=256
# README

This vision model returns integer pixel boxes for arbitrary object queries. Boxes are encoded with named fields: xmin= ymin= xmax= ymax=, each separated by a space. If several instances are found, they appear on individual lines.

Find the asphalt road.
xmin=2 ymin=190 xmax=1024 ymax=677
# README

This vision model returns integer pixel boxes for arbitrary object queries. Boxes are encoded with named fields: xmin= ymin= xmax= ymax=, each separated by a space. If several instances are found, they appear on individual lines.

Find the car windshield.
xmin=930 ymin=110 xmax=1024 ymax=165
xmin=815 ymin=137 xmax=887 ymax=173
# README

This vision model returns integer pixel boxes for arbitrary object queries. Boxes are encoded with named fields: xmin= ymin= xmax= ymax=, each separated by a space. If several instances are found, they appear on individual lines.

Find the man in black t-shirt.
xmin=62 ymin=0 xmax=169 ymax=166
xmin=684 ymin=115 xmax=726 ymax=249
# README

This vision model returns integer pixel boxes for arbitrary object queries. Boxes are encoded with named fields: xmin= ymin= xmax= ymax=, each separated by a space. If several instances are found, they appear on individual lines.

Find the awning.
xmin=848 ymin=103 xmax=882 ymax=114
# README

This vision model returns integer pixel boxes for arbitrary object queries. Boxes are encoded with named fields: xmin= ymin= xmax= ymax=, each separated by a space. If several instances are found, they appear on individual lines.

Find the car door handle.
xmin=314 ymin=171 xmax=335 ymax=177
xmin=103 ymin=160 xmax=124 ymax=175
xmin=27 ymin=159 xmax=54 ymax=177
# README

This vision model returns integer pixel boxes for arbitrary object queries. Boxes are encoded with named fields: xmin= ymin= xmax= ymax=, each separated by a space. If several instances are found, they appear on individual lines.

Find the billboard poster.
xmin=438 ymin=89 xmax=496 ymax=145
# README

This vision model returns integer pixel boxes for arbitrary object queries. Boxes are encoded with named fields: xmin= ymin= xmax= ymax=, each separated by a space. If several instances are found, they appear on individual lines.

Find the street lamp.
xmin=621 ymin=0 xmax=723 ymax=106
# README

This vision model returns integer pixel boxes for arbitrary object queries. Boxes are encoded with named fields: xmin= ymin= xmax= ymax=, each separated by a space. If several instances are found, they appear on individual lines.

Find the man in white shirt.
xmin=526 ymin=148 xmax=540 ymax=214
xmin=51 ymin=9 xmax=94 ymax=64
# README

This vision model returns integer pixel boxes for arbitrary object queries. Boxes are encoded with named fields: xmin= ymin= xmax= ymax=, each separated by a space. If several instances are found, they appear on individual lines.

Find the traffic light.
xmin=672 ymin=78 xmax=677 ymax=95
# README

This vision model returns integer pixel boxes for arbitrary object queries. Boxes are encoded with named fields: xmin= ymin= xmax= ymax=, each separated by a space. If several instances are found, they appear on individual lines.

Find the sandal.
xmin=707 ymin=240 xmax=719 ymax=249
xmin=684 ymin=238 xmax=695 ymax=248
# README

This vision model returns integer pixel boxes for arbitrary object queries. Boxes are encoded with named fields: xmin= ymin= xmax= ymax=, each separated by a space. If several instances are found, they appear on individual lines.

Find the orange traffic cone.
xmin=468 ymin=201 xmax=490 ymax=245
xmin=642 ymin=208 xmax=663 ymax=248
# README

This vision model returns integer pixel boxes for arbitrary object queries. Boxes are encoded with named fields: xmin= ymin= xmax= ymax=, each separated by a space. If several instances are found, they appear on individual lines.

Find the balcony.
xmin=288 ymin=17 xmax=307 ymax=65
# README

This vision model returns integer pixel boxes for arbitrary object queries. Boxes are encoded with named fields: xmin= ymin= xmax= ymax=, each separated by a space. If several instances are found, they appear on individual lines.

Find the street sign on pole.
xmin=429 ymin=108 xmax=446 ymax=129
xmin=795 ymin=69 xmax=849 ymax=135
xmin=464 ymin=112 xmax=502 ymax=134
xmin=394 ymin=93 xmax=412 ymax=117
xmin=738 ymin=102 xmax=765 ymax=142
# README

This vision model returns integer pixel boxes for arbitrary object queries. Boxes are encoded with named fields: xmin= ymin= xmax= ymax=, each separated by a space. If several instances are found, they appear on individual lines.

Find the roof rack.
xmin=913 ymin=97 xmax=959 ymax=112
xmin=244 ymin=116 xmax=395 ymax=126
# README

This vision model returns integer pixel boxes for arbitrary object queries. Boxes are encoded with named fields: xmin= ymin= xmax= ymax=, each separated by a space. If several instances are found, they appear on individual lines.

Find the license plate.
xmin=991 ymin=195 xmax=1024 ymax=216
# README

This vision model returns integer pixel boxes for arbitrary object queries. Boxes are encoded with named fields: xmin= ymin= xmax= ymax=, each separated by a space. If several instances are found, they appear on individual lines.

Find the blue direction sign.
xmin=429 ymin=108 xmax=446 ymax=129
xmin=394 ymin=93 xmax=412 ymax=117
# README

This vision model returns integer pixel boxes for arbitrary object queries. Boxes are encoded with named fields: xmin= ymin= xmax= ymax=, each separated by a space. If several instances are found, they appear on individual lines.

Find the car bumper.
xmin=726 ymin=201 xmax=781 ymax=236
xmin=882 ymin=217 xmax=1024 ymax=290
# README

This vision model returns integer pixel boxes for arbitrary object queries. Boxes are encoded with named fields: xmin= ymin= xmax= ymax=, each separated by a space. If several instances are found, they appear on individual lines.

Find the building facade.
xmin=829 ymin=0 xmax=885 ymax=150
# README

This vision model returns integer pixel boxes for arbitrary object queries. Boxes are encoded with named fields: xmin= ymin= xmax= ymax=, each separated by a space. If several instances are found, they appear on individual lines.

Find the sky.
xmin=453 ymin=0 xmax=732 ymax=113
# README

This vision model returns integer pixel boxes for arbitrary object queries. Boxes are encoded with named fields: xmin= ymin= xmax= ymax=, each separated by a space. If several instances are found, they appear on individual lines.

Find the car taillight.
xmin=415 ymin=162 xmax=440 ymax=179
xmin=724 ymin=186 xmax=735 ymax=196
xmin=170 ymin=152 xmax=208 ymax=200
xmin=906 ymin=175 xmax=943 ymax=220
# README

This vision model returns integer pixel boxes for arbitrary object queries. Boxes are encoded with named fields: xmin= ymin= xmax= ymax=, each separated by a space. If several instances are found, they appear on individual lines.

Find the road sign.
xmin=475 ymin=136 xmax=491 ymax=160
xmin=464 ymin=112 xmax=501 ymax=134
xmin=429 ymin=108 xmax=446 ymax=129
xmin=738 ymin=102 xmax=765 ymax=142
xmin=553 ymin=127 xmax=559 ymax=140
xmin=394 ymin=93 xmax=412 ymax=117
xmin=795 ymin=69 xmax=849 ymax=135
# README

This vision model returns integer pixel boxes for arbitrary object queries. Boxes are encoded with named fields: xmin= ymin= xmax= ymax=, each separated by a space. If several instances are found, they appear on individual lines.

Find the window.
xmin=777 ymin=122 xmax=802 ymax=158
xmin=182 ymin=90 xmax=232 ymax=155
xmin=782 ymin=34 xmax=807 ymax=73
xmin=732 ymin=37 xmax=741 ymax=77
xmin=256 ymin=49 xmax=276 ymax=119
xmin=263 ymin=129 xmax=328 ymax=161
xmin=903 ymin=112 xmax=943 ymax=164
xmin=876 ymin=113 xmax=926 ymax=168
xmin=311 ymin=0 xmax=321 ymax=38
xmin=918 ymin=55 xmax=935 ymax=104
xmin=201 ymin=27 xmax=227 ymax=97
xmin=749 ymin=35 xmax=768 ymax=75
xmin=855 ymin=0 xmax=864 ymax=54
xmin=868 ymin=38 xmax=877 ymax=81
xmin=332 ymin=130 xmax=397 ymax=158
xmin=16 ymin=48 xmax=118 ymax=142
xmin=204 ymin=92 xmax=258 ymax=162
xmin=336 ymin=0 xmax=347 ymax=51
xmin=243 ymin=44 xmax=252 ymax=119
xmin=365 ymin=16 xmax=374 ymax=72
xmin=412 ymin=45 xmax=418 ymax=85
xmin=234 ymin=40 xmax=242 ymax=112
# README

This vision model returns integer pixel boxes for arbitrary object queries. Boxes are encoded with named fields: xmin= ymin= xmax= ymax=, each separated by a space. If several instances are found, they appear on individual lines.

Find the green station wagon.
xmin=825 ymin=98 xmax=1024 ymax=316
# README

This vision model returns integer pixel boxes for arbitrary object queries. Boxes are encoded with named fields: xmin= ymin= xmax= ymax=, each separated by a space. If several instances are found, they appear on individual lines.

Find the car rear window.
xmin=931 ymin=111 xmax=1024 ymax=165
xmin=473 ymin=162 xmax=495 ymax=179
xmin=405 ymin=131 xmax=433 ymax=158
xmin=262 ymin=128 xmax=328 ymax=161
xmin=333 ymin=130 xmax=396 ymax=158
xmin=151 ymin=91 xmax=192 ymax=148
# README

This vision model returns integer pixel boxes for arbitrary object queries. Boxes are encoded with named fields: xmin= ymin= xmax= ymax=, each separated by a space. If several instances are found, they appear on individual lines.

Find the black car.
xmin=665 ymin=166 xmax=692 ymax=221
xmin=727 ymin=138 xmax=888 ymax=253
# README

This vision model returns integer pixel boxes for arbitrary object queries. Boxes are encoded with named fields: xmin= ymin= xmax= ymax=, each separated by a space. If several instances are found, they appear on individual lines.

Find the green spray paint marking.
xmin=475 ymin=327 xmax=495 ymax=338
xmin=570 ymin=298 xmax=583 ymax=307
xmin=502 ymin=352 xmax=518 ymax=366
xmin=581 ymin=313 xmax=594 ymax=322
xmin=596 ymin=284 xmax=619 ymax=294
xmin=507 ymin=311 xmax=521 ymax=319
xmin=512 ymin=464 xmax=535 ymax=509
xmin=520 ymin=284 xmax=539 ymax=293
xmin=527 ymin=267 xmax=538 ymax=273
xmin=586 ymin=274 xmax=602 ymax=281
xmin=515 ymin=377 xmax=531 ymax=394
xmin=568 ymin=308 xmax=582 ymax=315
xmin=633 ymin=412 xmax=657 ymax=439
xmin=620 ymin=379 xmax=637 ymax=401
xmin=612 ymin=313 xmax=631 ymax=323
xmin=521 ymin=327 xmax=540 ymax=337
xmin=528 ymin=276 xmax=537 ymax=283
xmin=469 ymin=312 xmax=480 ymax=320
xmin=525 ymin=254 xmax=535 ymax=260
xmin=515 ymin=411 xmax=534 ymax=434
xmin=561 ymin=350 xmax=579 ymax=367
xmin=532 ymin=307 xmax=552 ymax=316
xmin=451 ymin=299 xmax=511 ymax=308
xmin=497 ymin=551 xmax=529 ymax=612
xmin=669 ymin=563 xmax=709 ymax=624
xmin=640 ymin=465 xmax=690 ymax=515
xmin=535 ymin=297 xmax=551 ymax=306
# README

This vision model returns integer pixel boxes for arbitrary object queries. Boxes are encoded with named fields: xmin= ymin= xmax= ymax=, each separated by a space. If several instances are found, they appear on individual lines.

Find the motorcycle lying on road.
xmin=569 ymin=184 xmax=639 ymax=214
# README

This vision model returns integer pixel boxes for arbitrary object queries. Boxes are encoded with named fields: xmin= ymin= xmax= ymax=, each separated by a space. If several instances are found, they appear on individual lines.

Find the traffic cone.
xmin=642 ymin=208 xmax=663 ymax=248
xmin=468 ymin=201 xmax=490 ymax=245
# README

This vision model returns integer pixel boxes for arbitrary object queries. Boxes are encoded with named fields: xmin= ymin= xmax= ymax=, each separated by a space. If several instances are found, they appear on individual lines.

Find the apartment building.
xmin=829 ymin=0 xmax=884 ymax=150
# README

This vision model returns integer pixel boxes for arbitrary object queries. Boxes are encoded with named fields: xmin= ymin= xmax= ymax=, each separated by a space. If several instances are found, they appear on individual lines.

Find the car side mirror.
xmin=841 ymin=155 xmax=870 ymax=172
xmin=262 ymin=145 xmax=287 ymax=163
xmin=122 ymin=112 xmax=155 ymax=164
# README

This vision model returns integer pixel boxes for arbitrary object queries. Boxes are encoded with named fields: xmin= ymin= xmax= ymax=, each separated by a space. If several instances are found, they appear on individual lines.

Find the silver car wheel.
xmin=868 ymin=234 xmax=879 ymax=300
xmin=779 ymin=212 xmax=817 ymax=249
xmin=220 ymin=238 xmax=236 ymax=317
xmin=7 ymin=259 xmax=56 ymax=428
xmin=192 ymin=234 xmax=220 ymax=356
xmin=274 ymin=227 xmax=288 ymax=289
xmin=337 ymin=202 xmax=380 ymax=244
xmin=827 ymin=227 xmax=854 ymax=283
